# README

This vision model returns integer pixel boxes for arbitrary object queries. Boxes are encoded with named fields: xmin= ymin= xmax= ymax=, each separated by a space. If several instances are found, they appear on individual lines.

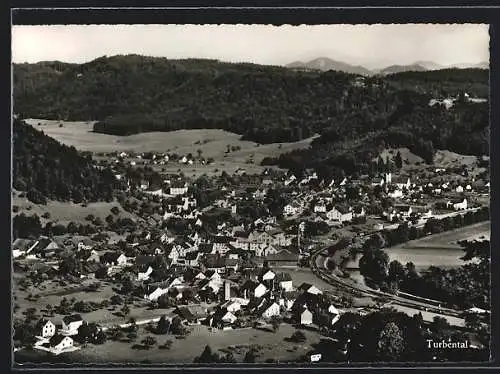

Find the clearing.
xmin=24 ymin=119 xmax=317 ymax=166
xmin=12 ymin=193 xmax=136 ymax=226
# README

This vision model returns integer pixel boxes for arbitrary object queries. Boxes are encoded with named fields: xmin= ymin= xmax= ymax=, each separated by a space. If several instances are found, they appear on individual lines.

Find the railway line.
xmin=308 ymin=209 xmax=486 ymax=320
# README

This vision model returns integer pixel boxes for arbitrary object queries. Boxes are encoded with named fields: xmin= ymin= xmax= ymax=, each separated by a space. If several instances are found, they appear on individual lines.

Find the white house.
xmin=448 ymin=198 xmax=468 ymax=211
xmin=326 ymin=207 xmax=353 ymax=223
xmin=300 ymin=308 xmax=313 ymax=325
xmin=223 ymin=300 xmax=243 ymax=313
xmin=314 ymin=204 xmax=327 ymax=213
xmin=455 ymin=185 xmax=464 ymax=193
xmin=388 ymin=188 xmax=404 ymax=199
xmin=137 ymin=266 xmax=153 ymax=281
xmin=283 ymin=203 xmax=301 ymax=216
xmin=254 ymin=283 xmax=268 ymax=298
xmin=262 ymin=270 xmax=276 ymax=282
xmin=145 ymin=286 xmax=169 ymax=301
xmin=61 ymin=315 xmax=83 ymax=335
xmin=262 ymin=302 xmax=281 ymax=319
xmin=46 ymin=335 xmax=74 ymax=353
xmin=170 ymin=186 xmax=189 ymax=196
xmin=36 ymin=319 xmax=56 ymax=339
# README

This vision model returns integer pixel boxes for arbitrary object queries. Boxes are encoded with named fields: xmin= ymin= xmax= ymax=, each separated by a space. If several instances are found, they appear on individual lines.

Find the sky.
xmin=12 ymin=24 xmax=489 ymax=69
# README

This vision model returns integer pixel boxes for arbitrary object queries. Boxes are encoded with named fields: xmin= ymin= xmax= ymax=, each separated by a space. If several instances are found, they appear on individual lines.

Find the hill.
xmin=286 ymin=57 xmax=372 ymax=76
xmin=13 ymin=118 xmax=121 ymax=203
xmin=13 ymin=56 xmax=489 ymax=179
xmin=378 ymin=64 xmax=427 ymax=75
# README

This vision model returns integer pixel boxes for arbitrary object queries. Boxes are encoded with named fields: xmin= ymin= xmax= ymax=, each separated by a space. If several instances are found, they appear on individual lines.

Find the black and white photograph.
xmin=11 ymin=21 xmax=491 ymax=365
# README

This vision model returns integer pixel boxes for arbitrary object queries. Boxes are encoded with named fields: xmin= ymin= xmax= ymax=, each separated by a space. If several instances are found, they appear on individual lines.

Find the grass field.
xmin=24 ymin=119 xmax=317 ymax=167
xmin=346 ymin=221 xmax=490 ymax=273
xmin=61 ymin=323 xmax=321 ymax=364
xmin=12 ymin=193 xmax=136 ymax=226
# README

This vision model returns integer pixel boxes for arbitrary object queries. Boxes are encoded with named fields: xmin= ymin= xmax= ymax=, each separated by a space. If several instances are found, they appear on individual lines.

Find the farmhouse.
xmin=61 ymin=314 xmax=83 ymax=335
xmin=36 ymin=319 xmax=56 ymax=339
xmin=447 ymin=198 xmax=468 ymax=211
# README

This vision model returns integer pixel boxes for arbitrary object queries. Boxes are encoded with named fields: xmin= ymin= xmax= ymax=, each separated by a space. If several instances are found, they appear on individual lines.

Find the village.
xmin=12 ymin=149 xmax=490 ymax=362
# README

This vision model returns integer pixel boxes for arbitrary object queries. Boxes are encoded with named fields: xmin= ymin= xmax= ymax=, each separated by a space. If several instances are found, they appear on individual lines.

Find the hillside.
xmin=13 ymin=118 xmax=120 ymax=203
xmin=13 ymin=55 xmax=489 ymax=179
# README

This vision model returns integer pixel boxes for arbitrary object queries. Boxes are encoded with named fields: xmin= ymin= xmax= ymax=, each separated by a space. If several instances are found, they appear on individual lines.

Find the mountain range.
xmin=286 ymin=57 xmax=489 ymax=76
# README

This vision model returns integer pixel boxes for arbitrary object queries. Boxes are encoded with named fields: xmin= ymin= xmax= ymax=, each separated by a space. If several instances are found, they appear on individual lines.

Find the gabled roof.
xmin=35 ymin=318 xmax=53 ymax=330
xmin=334 ymin=205 xmax=351 ymax=214
xmin=63 ymin=314 xmax=82 ymax=324
xmin=49 ymin=334 xmax=69 ymax=346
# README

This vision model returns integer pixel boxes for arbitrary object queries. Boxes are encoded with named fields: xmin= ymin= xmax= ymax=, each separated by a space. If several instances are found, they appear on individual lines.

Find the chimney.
xmin=224 ymin=281 xmax=231 ymax=301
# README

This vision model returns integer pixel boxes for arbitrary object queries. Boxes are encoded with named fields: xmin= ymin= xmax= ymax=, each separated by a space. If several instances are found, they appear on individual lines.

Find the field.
xmin=12 ymin=193 xmax=136 ymax=226
xmin=346 ymin=221 xmax=490 ymax=274
xmin=59 ymin=323 xmax=322 ymax=364
xmin=24 ymin=119 xmax=317 ymax=166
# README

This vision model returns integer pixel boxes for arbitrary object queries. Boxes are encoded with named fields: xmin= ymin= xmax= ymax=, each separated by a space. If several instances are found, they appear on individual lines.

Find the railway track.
xmin=307 ymin=213 xmax=487 ymax=319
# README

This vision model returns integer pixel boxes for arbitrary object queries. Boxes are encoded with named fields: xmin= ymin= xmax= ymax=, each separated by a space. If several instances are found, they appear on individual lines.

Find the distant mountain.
xmin=450 ymin=61 xmax=489 ymax=69
xmin=286 ymin=57 xmax=372 ymax=76
xmin=377 ymin=64 xmax=427 ymax=75
xmin=286 ymin=58 xmax=489 ymax=76
xmin=412 ymin=61 xmax=445 ymax=70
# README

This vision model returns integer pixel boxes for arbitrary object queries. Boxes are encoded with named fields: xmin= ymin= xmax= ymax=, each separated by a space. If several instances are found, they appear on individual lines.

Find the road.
xmin=309 ymin=209 xmax=485 ymax=325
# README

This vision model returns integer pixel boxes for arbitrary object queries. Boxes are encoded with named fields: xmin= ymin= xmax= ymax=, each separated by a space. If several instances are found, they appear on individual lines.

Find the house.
xmin=395 ymin=205 xmax=413 ymax=218
xmin=222 ymin=299 xmax=243 ymax=313
xmin=137 ymin=266 xmax=153 ymax=281
xmin=260 ymin=269 xmax=276 ymax=282
xmin=209 ymin=308 xmax=238 ymax=328
xmin=101 ymin=252 xmax=128 ymax=267
xmin=300 ymin=308 xmax=313 ymax=325
xmin=261 ymin=301 xmax=281 ymax=319
xmin=371 ymin=177 xmax=385 ymax=186
xmin=170 ymin=186 xmax=189 ymax=196
xmin=392 ymin=176 xmax=411 ymax=190
xmin=298 ymin=283 xmax=323 ymax=295
xmin=447 ymin=198 xmax=468 ymax=211
xmin=276 ymin=272 xmax=293 ymax=292
xmin=145 ymin=286 xmax=169 ymax=301
xmin=26 ymin=237 xmax=60 ymax=256
xmin=36 ymin=319 xmax=56 ymax=339
xmin=352 ymin=206 xmax=366 ymax=218
xmin=326 ymin=206 xmax=353 ymax=223
xmin=254 ymin=283 xmax=268 ymax=298
xmin=61 ymin=315 xmax=83 ymax=335
xmin=185 ymin=251 xmax=201 ymax=267
xmin=456 ymin=185 xmax=464 ymax=193
xmin=46 ymin=334 xmax=74 ymax=352
xmin=388 ymin=187 xmax=404 ymax=199
xmin=314 ymin=204 xmax=327 ymax=213
xmin=283 ymin=203 xmax=301 ymax=216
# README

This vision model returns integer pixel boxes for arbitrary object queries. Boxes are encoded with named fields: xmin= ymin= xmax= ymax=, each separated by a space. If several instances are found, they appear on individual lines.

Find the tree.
xmin=194 ymin=345 xmax=221 ymax=363
xmin=141 ymin=336 xmax=157 ymax=348
xmin=394 ymin=151 xmax=403 ymax=169
xmin=359 ymin=248 xmax=390 ymax=287
xmin=156 ymin=316 xmax=171 ymax=334
xmin=290 ymin=330 xmax=306 ymax=343
xmin=244 ymin=349 xmax=257 ymax=363
xmin=270 ymin=316 xmax=281 ymax=332
xmin=376 ymin=322 xmax=405 ymax=361
xmin=121 ymin=304 xmax=130 ymax=317
xmin=388 ymin=260 xmax=406 ymax=283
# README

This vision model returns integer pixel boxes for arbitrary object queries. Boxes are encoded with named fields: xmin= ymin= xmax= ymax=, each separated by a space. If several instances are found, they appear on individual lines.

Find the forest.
xmin=13 ymin=56 xmax=489 ymax=180
xmin=14 ymin=56 xmax=488 ymax=148
xmin=13 ymin=119 xmax=121 ymax=203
